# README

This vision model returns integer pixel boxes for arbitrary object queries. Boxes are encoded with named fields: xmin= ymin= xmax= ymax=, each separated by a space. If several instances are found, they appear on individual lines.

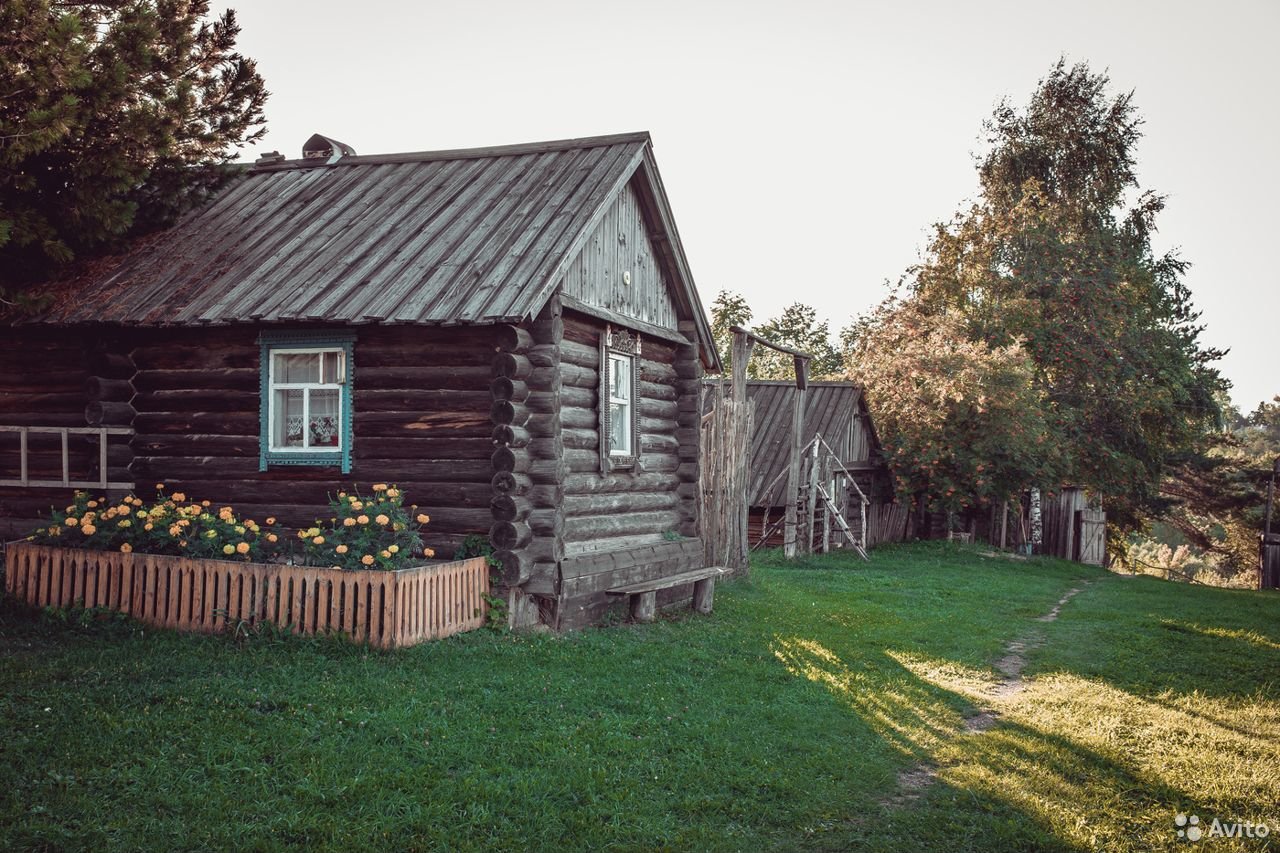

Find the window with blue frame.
xmin=258 ymin=331 xmax=355 ymax=473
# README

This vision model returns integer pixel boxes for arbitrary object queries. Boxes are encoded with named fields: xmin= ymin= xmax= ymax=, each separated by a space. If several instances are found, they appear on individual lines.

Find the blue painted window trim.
xmin=258 ymin=330 xmax=356 ymax=474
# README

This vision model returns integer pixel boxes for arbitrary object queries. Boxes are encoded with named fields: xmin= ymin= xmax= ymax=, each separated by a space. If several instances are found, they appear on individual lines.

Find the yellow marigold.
xmin=171 ymin=492 xmax=186 ymax=502
xmin=222 ymin=544 xmax=235 ymax=555
xmin=120 ymin=543 xmax=132 ymax=553
xmin=298 ymin=529 xmax=309 ymax=539
xmin=266 ymin=517 xmax=276 ymax=525
xmin=388 ymin=544 xmax=399 ymax=554
xmin=66 ymin=516 xmax=80 ymax=527
xmin=361 ymin=554 xmax=374 ymax=566
xmin=82 ymin=524 xmax=97 ymax=535
xmin=343 ymin=517 xmax=356 ymax=527
xmin=267 ymin=533 xmax=278 ymax=543
xmin=424 ymin=548 xmax=435 ymax=558
xmin=393 ymin=522 xmax=405 ymax=531
xmin=379 ymin=550 xmax=390 ymax=559
xmin=416 ymin=513 xmax=430 ymax=524
xmin=372 ymin=483 xmax=388 ymax=492
xmin=234 ymin=525 xmax=245 ymax=534
xmin=312 ymin=535 xmax=325 ymax=545
xmin=236 ymin=542 xmax=250 ymax=554
xmin=205 ymin=530 xmax=217 ymax=539
xmin=117 ymin=519 xmax=131 ymax=528
xmin=137 ymin=510 xmax=148 ymax=518
xmin=375 ymin=514 xmax=389 ymax=526
xmin=335 ymin=544 xmax=349 ymax=554
xmin=356 ymin=515 xmax=370 ymax=525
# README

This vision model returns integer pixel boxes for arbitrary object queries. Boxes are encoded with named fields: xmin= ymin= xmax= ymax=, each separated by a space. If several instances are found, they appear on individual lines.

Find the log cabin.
xmin=740 ymin=381 xmax=898 ymax=549
xmin=0 ymin=131 xmax=722 ymax=630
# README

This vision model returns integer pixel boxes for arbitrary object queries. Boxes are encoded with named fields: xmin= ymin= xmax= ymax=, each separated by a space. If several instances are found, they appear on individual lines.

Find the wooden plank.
xmin=607 ymin=566 xmax=727 ymax=595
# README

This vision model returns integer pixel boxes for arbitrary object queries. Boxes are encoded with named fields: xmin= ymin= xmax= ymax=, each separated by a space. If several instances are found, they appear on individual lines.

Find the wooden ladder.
xmin=815 ymin=481 xmax=869 ymax=560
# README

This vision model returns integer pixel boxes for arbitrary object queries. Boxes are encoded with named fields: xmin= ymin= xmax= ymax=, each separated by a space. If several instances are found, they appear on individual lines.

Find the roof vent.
xmin=302 ymin=133 xmax=356 ymax=164
xmin=254 ymin=150 xmax=285 ymax=166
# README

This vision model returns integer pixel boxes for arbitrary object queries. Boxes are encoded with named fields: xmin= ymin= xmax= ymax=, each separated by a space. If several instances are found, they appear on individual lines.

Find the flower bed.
xmin=4 ymin=542 xmax=488 ymax=647
xmin=8 ymin=484 xmax=488 ymax=645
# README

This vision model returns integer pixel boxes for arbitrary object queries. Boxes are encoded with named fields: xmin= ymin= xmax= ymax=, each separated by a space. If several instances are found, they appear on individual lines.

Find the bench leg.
xmin=693 ymin=578 xmax=715 ymax=614
xmin=631 ymin=591 xmax=656 ymax=623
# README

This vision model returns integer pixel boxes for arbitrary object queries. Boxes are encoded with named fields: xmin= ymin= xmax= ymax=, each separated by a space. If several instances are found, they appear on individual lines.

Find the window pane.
xmin=309 ymin=389 xmax=340 ymax=447
xmin=273 ymin=389 xmax=305 ymax=448
xmin=321 ymin=351 xmax=341 ymax=384
xmin=274 ymin=352 xmax=320 ymax=384
xmin=610 ymin=401 xmax=629 ymax=453
xmin=611 ymin=356 xmax=631 ymax=401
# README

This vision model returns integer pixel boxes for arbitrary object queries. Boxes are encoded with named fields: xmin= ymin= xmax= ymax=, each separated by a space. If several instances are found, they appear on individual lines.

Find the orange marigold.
xmin=361 ymin=554 xmax=375 ymax=566
xmin=375 ymin=514 xmax=389 ymax=526
xmin=236 ymin=542 xmax=250 ymax=554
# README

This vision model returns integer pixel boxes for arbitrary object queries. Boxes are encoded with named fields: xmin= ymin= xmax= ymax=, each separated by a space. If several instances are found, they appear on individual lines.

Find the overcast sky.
xmin=226 ymin=0 xmax=1278 ymax=411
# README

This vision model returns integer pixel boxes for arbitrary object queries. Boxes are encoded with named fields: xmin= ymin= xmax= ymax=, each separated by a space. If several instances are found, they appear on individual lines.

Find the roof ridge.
xmin=248 ymin=131 xmax=651 ymax=173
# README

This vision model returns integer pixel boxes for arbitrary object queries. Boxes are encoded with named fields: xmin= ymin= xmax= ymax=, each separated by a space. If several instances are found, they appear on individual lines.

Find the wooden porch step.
xmin=606 ymin=566 xmax=729 ymax=623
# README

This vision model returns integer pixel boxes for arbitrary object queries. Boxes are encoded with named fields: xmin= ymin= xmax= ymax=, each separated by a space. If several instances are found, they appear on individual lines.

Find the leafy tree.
xmin=0 ymin=0 xmax=268 ymax=312
xmin=708 ymin=290 xmax=843 ymax=381
xmin=750 ymin=302 xmax=844 ymax=380
xmin=848 ymin=298 xmax=1058 ymax=518
xmin=709 ymin=290 xmax=753 ymax=372
xmin=1158 ymin=394 xmax=1280 ymax=576
xmin=902 ymin=60 xmax=1224 ymax=531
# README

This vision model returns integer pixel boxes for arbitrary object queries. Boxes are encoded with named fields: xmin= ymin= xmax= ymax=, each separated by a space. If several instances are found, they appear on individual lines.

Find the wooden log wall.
xmin=126 ymin=325 xmax=495 ymax=557
xmin=0 ymin=330 xmax=135 ymax=537
xmin=560 ymin=311 xmax=695 ymax=553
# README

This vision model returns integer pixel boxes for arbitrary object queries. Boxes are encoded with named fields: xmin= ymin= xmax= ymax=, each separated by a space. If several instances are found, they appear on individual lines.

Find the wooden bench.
xmin=606 ymin=566 xmax=729 ymax=623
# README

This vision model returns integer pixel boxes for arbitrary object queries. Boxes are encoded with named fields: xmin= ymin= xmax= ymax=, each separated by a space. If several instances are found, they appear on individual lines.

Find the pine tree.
xmin=0 ymin=0 xmax=268 ymax=312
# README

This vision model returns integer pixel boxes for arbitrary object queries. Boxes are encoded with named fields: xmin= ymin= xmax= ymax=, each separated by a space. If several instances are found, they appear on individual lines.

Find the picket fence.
xmin=3 ymin=542 xmax=489 ymax=647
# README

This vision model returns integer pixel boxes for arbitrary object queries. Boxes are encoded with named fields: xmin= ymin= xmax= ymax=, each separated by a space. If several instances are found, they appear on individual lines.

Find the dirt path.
xmin=883 ymin=582 xmax=1092 ymax=805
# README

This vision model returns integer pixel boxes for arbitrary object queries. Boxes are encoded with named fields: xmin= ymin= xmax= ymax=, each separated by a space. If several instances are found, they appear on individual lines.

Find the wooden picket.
xmin=3 ymin=542 xmax=489 ymax=647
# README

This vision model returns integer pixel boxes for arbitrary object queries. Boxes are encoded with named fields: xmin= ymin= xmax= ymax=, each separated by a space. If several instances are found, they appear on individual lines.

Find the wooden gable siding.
xmin=123 ymin=325 xmax=494 ymax=557
xmin=559 ymin=182 xmax=678 ymax=331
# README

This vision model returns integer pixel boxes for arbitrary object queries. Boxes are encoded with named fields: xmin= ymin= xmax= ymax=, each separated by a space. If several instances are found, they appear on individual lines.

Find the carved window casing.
xmin=599 ymin=324 xmax=641 ymax=472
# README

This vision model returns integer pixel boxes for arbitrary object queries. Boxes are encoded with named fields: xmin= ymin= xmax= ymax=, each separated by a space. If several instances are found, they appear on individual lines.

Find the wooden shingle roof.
xmin=38 ymin=131 xmax=716 ymax=363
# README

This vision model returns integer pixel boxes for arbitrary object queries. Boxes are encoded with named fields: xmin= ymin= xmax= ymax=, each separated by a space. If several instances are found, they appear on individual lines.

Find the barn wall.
xmin=559 ymin=182 xmax=679 ymax=332
xmin=125 ymin=325 xmax=494 ymax=557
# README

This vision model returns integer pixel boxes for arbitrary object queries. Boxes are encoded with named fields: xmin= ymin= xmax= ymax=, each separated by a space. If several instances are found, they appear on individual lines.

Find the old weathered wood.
xmin=84 ymin=400 xmax=136 ymax=426
xmin=4 ymin=543 xmax=488 ymax=647
xmin=784 ymin=376 xmax=806 ymax=559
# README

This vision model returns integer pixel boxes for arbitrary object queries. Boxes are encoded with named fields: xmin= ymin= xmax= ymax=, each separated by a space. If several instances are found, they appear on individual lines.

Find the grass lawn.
xmin=1 ymin=542 xmax=1277 ymax=852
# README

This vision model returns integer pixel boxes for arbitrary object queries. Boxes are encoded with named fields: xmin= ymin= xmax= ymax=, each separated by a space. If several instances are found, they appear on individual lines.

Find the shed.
xmin=741 ymin=381 xmax=897 ymax=549
xmin=0 ymin=131 xmax=719 ymax=630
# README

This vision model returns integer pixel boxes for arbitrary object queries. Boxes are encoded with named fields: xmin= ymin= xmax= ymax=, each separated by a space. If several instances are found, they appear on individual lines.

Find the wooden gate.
xmin=1075 ymin=509 xmax=1106 ymax=566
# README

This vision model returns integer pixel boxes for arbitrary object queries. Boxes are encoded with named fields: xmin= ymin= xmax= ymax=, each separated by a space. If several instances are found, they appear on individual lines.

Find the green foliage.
xmin=858 ymin=59 xmax=1224 ymax=531
xmin=0 ymin=0 xmax=268 ymax=312
xmin=298 ymin=484 xmax=432 ymax=570
xmin=453 ymin=533 xmax=498 ymax=566
xmin=1157 ymin=394 xmax=1279 ymax=573
xmin=708 ymin=289 xmax=843 ymax=381
xmin=26 ymin=487 xmax=287 ymax=561
xmin=849 ymin=300 xmax=1058 ymax=514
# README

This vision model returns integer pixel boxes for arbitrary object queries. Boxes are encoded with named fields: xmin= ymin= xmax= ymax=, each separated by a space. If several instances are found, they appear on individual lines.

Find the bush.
xmin=27 ymin=487 xmax=286 ymax=561
xmin=298 ymin=484 xmax=433 ymax=571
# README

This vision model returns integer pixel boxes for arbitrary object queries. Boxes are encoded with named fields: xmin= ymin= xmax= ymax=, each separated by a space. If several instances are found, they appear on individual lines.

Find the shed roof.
xmin=37 ymin=131 xmax=717 ymax=366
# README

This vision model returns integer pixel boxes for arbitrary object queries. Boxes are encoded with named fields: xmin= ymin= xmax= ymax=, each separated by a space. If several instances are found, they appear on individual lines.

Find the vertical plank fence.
xmin=3 ymin=542 xmax=488 ymax=647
